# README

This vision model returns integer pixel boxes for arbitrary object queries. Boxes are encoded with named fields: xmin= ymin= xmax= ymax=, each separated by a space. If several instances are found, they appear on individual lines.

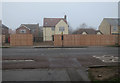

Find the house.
xmin=73 ymin=28 xmax=102 ymax=35
xmin=2 ymin=24 xmax=9 ymax=37
xmin=43 ymin=15 xmax=69 ymax=41
xmin=16 ymin=23 xmax=40 ymax=37
xmin=9 ymin=29 xmax=16 ymax=34
xmin=16 ymin=25 xmax=31 ymax=34
xmin=99 ymin=18 xmax=120 ymax=35
xmin=0 ymin=20 xmax=1 ymax=34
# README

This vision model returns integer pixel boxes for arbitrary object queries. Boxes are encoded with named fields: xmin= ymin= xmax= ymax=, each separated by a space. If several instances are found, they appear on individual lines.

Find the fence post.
xmin=61 ymin=35 xmax=63 ymax=47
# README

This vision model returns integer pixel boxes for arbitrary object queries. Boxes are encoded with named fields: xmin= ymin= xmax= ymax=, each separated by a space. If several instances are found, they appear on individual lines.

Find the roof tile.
xmin=43 ymin=18 xmax=67 ymax=27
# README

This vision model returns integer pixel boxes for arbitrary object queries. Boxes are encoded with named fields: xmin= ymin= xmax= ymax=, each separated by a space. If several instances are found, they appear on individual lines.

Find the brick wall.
xmin=0 ymin=35 xmax=5 ymax=45
xmin=2 ymin=35 xmax=5 ymax=44
xmin=16 ymin=26 xmax=30 ymax=34
xmin=2 ymin=28 xmax=9 ymax=36
xmin=54 ymin=35 xmax=120 ymax=47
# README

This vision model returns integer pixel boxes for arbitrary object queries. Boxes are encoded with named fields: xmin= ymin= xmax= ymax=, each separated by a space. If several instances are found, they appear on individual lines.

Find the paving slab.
xmin=49 ymin=58 xmax=81 ymax=68
xmin=66 ymin=68 xmax=83 ymax=81
xmin=3 ymin=69 xmax=70 ymax=81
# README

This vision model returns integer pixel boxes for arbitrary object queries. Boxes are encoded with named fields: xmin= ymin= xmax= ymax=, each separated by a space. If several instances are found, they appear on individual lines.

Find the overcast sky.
xmin=2 ymin=2 xmax=118 ymax=30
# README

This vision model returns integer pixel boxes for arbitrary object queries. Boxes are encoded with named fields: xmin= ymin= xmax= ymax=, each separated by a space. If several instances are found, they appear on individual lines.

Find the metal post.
xmin=62 ymin=31 xmax=63 ymax=47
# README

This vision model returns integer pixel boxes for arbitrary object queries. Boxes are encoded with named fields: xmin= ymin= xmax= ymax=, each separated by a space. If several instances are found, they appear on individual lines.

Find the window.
xmin=59 ymin=27 xmax=65 ymax=32
xmin=113 ymin=26 xmax=117 ymax=31
xmin=20 ymin=29 xmax=26 ymax=33
xmin=51 ymin=27 xmax=55 ymax=31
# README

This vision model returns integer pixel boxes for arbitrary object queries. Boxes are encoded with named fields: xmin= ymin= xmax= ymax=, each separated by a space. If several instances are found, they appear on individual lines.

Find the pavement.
xmin=2 ymin=47 xmax=119 ymax=81
xmin=3 ymin=68 xmax=90 ymax=81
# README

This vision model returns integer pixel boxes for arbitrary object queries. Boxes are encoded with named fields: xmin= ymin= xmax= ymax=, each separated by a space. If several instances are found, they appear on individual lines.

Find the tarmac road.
xmin=2 ymin=46 xmax=119 ymax=56
xmin=2 ymin=46 xmax=119 ymax=81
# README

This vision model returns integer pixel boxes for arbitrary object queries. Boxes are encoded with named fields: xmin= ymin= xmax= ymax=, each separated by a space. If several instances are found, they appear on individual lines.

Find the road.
xmin=2 ymin=47 xmax=119 ymax=81
xmin=2 ymin=46 xmax=118 ymax=56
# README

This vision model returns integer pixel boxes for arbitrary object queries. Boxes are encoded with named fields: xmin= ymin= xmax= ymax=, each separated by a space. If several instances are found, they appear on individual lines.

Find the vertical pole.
xmin=62 ymin=31 xmax=63 ymax=47
xmin=45 ymin=27 xmax=46 ymax=41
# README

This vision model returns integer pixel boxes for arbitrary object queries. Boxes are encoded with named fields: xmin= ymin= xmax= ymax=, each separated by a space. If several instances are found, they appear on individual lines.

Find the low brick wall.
xmin=10 ymin=34 xmax=33 ymax=46
xmin=54 ymin=35 xmax=120 ymax=47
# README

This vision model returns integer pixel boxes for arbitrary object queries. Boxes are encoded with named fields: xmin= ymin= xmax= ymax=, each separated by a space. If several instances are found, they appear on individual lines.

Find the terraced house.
xmin=43 ymin=15 xmax=69 ymax=41
xmin=99 ymin=18 xmax=120 ymax=35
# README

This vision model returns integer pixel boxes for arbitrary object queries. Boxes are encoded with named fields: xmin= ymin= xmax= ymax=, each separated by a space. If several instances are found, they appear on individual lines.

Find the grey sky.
xmin=2 ymin=2 xmax=118 ymax=30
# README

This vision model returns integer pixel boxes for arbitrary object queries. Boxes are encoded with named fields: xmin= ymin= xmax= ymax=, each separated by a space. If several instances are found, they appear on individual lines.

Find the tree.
xmin=79 ymin=23 xmax=87 ymax=28
xmin=68 ymin=23 xmax=74 ymax=34
xmin=72 ymin=23 xmax=87 ymax=34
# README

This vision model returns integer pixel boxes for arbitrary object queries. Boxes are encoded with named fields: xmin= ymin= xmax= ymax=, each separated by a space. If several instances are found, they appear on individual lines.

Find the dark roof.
xmin=21 ymin=24 xmax=39 ymax=30
xmin=104 ymin=18 xmax=120 ymax=26
xmin=43 ymin=18 xmax=67 ymax=27
xmin=2 ymin=24 xmax=9 ymax=29
xmin=73 ymin=28 xmax=102 ymax=34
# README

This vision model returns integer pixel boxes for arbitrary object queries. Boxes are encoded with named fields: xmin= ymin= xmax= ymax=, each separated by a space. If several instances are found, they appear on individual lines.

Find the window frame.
xmin=59 ymin=27 xmax=65 ymax=32
xmin=113 ymin=26 xmax=118 ymax=31
xmin=20 ymin=29 xmax=26 ymax=33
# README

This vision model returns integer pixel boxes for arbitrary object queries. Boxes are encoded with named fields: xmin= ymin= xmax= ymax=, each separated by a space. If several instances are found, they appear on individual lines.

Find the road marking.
xmin=3 ymin=60 xmax=34 ymax=62
xmin=93 ymin=55 xmax=119 ymax=63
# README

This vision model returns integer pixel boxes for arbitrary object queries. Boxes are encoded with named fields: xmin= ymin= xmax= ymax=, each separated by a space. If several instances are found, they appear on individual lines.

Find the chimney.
xmin=64 ymin=15 xmax=67 ymax=20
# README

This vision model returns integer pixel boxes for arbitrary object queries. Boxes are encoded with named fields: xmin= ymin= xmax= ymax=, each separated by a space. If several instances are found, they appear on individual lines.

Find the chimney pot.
xmin=64 ymin=15 xmax=67 ymax=20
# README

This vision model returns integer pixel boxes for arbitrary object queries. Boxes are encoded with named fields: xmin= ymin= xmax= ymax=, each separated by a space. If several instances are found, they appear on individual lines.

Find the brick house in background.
xmin=99 ymin=18 xmax=120 ymax=35
xmin=16 ymin=23 xmax=40 ymax=37
xmin=73 ymin=28 xmax=102 ymax=35
xmin=2 ymin=24 xmax=9 ymax=36
xmin=43 ymin=15 xmax=69 ymax=41
xmin=2 ymin=24 xmax=9 ymax=43
xmin=9 ymin=29 xmax=16 ymax=34
xmin=16 ymin=25 xmax=31 ymax=34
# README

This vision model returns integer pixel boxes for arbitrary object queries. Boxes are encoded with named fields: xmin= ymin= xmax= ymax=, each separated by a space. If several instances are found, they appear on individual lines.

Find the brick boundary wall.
xmin=10 ymin=34 xmax=33 ymax=46
xmin=54 ymin=35 xmax=120 ymax=47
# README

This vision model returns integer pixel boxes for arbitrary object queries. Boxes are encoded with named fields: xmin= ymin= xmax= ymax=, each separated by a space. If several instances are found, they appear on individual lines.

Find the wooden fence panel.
xmin=54 ymin=35 xmax=120 ymax=47
xmin=54 ymin=35 xmax=62 ymax=47
xmin=10 ymin=34 xmax=33 ymax=46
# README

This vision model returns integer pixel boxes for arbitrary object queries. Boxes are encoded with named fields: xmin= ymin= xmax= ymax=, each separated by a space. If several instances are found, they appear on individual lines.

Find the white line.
xmin=3 ymin=60 xmax=34 ymax=62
